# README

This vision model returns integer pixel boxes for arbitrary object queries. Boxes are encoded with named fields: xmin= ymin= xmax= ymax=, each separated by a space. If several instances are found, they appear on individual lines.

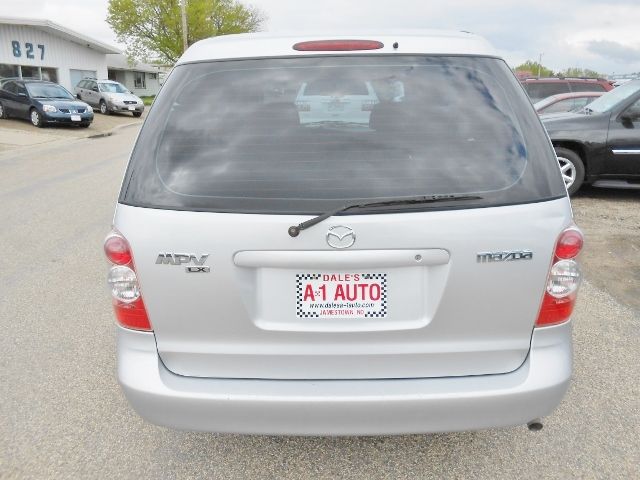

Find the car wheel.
xmin=30 ymin=108 xmax=44 ymax=128
xmin=80 ymin=123 xmax=91 ymax=128
xmin=0 ymin=102 xmax=6 ymax=119
xmin=133 ymin=111 xmax=142 ymax=117
xmin=100 ymin=100 xmax=110 ymax=115
xmin=554 ymin=147 xmax=585 ymax=195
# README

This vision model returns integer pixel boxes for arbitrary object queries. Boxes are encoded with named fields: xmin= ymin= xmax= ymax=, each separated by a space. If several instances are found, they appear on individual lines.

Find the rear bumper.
xmin=117 ymin=322 xmax=572 ymax=435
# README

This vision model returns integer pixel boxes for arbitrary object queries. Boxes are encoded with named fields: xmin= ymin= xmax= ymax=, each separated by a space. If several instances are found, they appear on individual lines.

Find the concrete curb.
xmin=87 ymin=119 xmax=142 ymax=139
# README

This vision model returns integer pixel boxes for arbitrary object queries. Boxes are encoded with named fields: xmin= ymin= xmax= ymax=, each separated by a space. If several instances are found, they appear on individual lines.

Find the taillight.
xmin=555 ymin=228 xmax=583 ymax=259
xmin=293 ymin=40 xmax=384 ymax=51
xmin=104 ymin=234 xmax=132 ymax=265
xmin=104 ymin=230 xmax=152 ymax=331
xmin=535 ymin=226 xmax=584 ymax=327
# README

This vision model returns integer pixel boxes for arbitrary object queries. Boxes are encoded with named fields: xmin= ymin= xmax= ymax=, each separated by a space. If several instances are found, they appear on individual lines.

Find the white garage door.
xmin=69 ymin=69 xmax=96 ymax=89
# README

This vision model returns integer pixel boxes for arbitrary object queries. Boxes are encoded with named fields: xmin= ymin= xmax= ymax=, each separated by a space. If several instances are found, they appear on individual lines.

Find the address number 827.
xmin=11 ymin=41 xmax=45 ymax=60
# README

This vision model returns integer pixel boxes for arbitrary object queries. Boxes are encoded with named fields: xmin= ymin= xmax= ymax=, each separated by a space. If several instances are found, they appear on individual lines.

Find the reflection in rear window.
xmin=121 ymin=56 xmax=565 ymax=214
xmin=303 ymin=78 xmax=370 ymax=96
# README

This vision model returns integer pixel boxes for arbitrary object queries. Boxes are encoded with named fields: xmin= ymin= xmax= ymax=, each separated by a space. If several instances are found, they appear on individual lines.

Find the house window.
xmin=134 ymin=71 xmax=146 ymax=89
xmin=149 ymin=72 xmax=157 ymax=79
xmin=0 ymin=64 xmax=19 ymax=79
xmin=21 ymin=65 xmax=40 ymax=79
xmin=40 ymin=67 xmax=58 ymax=83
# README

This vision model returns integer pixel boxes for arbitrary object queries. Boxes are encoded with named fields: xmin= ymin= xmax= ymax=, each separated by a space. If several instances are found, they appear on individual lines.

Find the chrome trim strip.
xmin=612 ymin=149 xmax=640 ymax=155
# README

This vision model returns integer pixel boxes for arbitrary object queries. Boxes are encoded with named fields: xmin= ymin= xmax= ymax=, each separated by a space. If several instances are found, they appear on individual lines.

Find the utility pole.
xmin=537 ymin=53 xmax=543 ymax=79
xmin=181 ymin=0 xmax=188 ymax=53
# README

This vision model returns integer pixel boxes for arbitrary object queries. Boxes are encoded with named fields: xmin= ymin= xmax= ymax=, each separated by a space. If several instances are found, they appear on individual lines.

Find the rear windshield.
xmin=303 ymin=78 xmax=370 ymax=96
xmin=522 ymin=82 xmax=570 ymax=102
xmin=121 ymin=55 xmax=565 ymax=214
xmin=570 ymin=82 xmax=606 ymax=93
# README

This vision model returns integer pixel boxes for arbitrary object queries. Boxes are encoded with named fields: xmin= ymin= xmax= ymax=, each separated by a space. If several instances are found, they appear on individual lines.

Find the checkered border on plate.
xmin=296 ymin=274 xmax=321 ymax=317
xmin=295 ymin=273 xmax=387 ymax=318
xmin=362 ymin=273 xmax=387 ymax=318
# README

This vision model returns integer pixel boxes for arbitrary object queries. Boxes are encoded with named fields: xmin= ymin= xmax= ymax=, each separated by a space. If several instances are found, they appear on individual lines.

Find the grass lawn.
xmin=140 ymin=96 xmax=155 ymax=106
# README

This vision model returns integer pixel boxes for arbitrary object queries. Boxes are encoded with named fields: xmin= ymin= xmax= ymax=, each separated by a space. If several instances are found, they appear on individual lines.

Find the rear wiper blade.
xmin=287 ymin=194 xmax=483 ymax=237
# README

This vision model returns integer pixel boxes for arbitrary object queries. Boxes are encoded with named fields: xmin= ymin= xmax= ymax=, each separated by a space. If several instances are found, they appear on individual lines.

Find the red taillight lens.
xmin=104 ymin=230 xmax=152 ymax=331
xmin=555 ymin=228 xmax=583 ymax=259
xmin=113 ymin=297 xmax=151 ymax=331
xmin=536 ymin=293 xmax=577 ymax=327
xmin=293 ymin=40 xmax=384 ymax=51
xmin=535 ymin=226 xmax=583 ymax=327
xmin=104 ymin=234 xmax=132 ymax=265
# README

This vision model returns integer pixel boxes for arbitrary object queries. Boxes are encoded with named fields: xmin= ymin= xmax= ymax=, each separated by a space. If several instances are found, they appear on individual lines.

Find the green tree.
xmin=513 ymin=60 xmax=554 ymax=78
xmin=107 ymin=0 xmax=265 ymax=64
xmin=558 ymin=67 xmax=603 ymax=78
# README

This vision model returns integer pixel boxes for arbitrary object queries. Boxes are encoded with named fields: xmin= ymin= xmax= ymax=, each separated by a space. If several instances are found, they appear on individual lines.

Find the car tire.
xmin=133 ymin=111 xmax=142 ymax=118
xmin=30 ymin=108 xmax=44 ymax=128
xmin=0 ymin=102 xmax=6 ymax=119
xmin=80 ymin=123 xmax=91 ymax=128
xmin=100 ymin=100 xmax=110 ymax=115
xmin=554 ymin=147 xmax=585 ymax=195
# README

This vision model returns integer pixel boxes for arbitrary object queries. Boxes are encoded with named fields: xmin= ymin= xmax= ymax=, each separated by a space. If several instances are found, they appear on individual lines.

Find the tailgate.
xmin=115 ymin=198 xmax=572 ymax=379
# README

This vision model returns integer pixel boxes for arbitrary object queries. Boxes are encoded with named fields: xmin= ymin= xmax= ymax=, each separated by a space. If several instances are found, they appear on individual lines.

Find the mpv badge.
xmin=326 ymin=226 xmax=355 ymax=249
xmin=156 ymin=253 xmax=210 ymax=272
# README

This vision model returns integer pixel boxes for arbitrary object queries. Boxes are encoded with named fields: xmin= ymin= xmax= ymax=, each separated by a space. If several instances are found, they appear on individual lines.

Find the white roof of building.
xmin=178 ymin=30 xmax=497 ymax=65
xmin=0 ymin=16 xmax=120 ymax=54
xmin=106 ymin=53 xmax=160 ymax=73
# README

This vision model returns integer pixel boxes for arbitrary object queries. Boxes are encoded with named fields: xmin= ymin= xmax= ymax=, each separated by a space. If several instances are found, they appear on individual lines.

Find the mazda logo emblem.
xmin=326 ymin=226 xmax=355 ymax=249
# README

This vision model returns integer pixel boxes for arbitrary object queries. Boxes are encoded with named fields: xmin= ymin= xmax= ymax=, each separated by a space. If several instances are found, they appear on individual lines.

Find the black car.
xmin=542 ymin=80 xmax=640 ymax=194
xmin=0 ymin=79 xmax=93 ymax=128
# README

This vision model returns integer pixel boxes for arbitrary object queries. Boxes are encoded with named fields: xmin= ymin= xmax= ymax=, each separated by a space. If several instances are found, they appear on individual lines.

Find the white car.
xmin=295 ymin=79 xmax=379 ymax=126
xmin=75 ymin=79 xmax=144 ymax=117
xmin=105 ymin=32 xmax=582 ymax=435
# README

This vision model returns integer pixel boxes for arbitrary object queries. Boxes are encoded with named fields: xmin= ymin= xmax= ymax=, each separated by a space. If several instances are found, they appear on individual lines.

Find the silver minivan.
xmin=105 ymin=32 xmax=583 ymax=435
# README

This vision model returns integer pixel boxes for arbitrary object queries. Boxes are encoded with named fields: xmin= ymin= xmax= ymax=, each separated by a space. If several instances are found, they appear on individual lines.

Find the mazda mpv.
xmin=106 ymin=31 xmax=583 ymax=435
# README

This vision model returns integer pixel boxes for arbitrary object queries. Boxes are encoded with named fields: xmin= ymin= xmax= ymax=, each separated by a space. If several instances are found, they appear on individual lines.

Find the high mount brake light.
xmin=104 ymin=230 xmax=152 ymax=331
xmin=535 ymin=226 xmax=584 ymax=327
xmin=293 ymin=40 xmax=384 ymax=51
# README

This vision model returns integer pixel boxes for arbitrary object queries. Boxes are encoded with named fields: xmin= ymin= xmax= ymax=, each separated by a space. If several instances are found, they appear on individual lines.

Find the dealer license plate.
xmin=128 ymin=106 xmax=135 ymax=111
xmin=296 ymin=273 xmax=387 ymax=319
xmin=71 ymin=114 xmax=81 ymax=121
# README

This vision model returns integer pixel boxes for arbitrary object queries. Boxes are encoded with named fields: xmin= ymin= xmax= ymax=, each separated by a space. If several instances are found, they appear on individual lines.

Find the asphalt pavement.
xmin=0 ymin=127 xmax=638 ymax=479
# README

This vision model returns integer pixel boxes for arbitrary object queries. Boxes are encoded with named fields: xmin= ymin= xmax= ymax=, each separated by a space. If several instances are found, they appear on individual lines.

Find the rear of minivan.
xmin=106 ymin=32 xmax=582 ymax=435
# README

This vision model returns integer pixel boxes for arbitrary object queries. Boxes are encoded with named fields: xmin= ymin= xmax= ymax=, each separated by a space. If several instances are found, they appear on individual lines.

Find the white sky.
xmin=1 ymin=0 xmax=639 ymax=75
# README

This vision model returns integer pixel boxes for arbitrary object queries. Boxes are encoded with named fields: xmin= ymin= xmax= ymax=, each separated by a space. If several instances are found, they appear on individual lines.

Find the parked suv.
xmin=106 ymin=32 xmax=583 ymax=435
xmin=75 ymin=79 xmax=143 ymax=116
xmin=521 ymin=77 xmax=614 ymax=103
xmin=0 ymin=79 xmax=93 ymax=127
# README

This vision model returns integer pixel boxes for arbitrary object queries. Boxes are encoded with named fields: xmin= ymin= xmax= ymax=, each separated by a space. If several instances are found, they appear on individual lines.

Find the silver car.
xmin=75 ymin=79 xmax=143 ymax=117
xmin=105 ymin=32 xmax=583 ymax=435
